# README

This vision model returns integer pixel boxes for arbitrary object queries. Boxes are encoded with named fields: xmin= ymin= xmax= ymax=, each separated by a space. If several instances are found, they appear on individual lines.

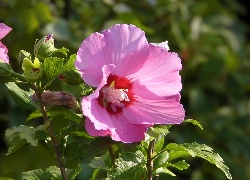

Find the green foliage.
xmin=5 ymin=82 xmax=38 ymax=110
xmin=0 ymin=0 xmax=249 ymax=179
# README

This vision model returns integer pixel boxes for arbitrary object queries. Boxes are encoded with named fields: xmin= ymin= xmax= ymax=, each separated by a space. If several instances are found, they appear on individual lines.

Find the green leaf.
xmin=21 ymin=169 xmax=44 ymax=180
xmin=27 ymin=107 xmax=82 ymax=123
xmin=66 ymin=166 xmax=82 ymax=180
xmin=165 ymin=143 xmax=232 ymax=180
xmin=164 ymin=160 xmax=190 ymax=170
xmin=183 ymin=143 xmax=232 ymax=179
xmin=83 ymin=137 xmax=113 ymax=162
xmin=5 ymin=82 xmax=38 ymax=110
xmin=21 ymin=166 xmax=81 ymax=180
xmin=64 ymin=142 xmax=87 ymax=168
xmin=53 ymin=47 xmax=69 ymax=57
xmin=43 ymin=57 xmax=65 ymax=84
xmin=145 ymin=125 xmax=170 ymax=142
xmin=156 ymin=167 xmax=176 ymax=176
xmin=184 ymin=119 xmax=203 ymax=130
xmin=107 ymin=151 xmax=147 ymax=180
xmin=153 ymin=151 xmax=169 ymax=169
xmin=63 ymin=54 xmax=76 ymax=71
xmin=43 ymin=54 xmax=76 ymax=86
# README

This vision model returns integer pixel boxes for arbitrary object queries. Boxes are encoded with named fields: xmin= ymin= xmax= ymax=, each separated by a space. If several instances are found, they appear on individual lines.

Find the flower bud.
xmin=58 ymin=70 xmax=84 ymax=85
xmin=32 ymin=91 xmax=78 ymax=109
xmin=34 ymin=33 xmax=56 ymax=60
xmin=22 ymin=57 xmax=42 ymax=83
xmin=17 ymin=50 xmax=32 ymax=63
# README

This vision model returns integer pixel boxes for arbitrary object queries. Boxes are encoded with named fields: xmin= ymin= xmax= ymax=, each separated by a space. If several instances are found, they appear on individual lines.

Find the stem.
xmin=146 ymin=139 xmax=155 ymax=180
xmin=108 ymin=145 xmax=116 ymax=168
xmin=32 ymin=84 xmax=67 ymax=180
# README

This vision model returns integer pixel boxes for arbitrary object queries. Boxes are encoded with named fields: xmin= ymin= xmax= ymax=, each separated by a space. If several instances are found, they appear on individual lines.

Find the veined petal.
xmin=0 ymin=23 xmax=12 ymax=40
xmin=129 ymin=44 xmax=182 ymax=98
xmin=82 ymin=64 xmax=116 ymax=130
xmin=75 ymin=24 xmax=148 ymax=87
xmin=123 ymin=95 xmax=185 ymax=125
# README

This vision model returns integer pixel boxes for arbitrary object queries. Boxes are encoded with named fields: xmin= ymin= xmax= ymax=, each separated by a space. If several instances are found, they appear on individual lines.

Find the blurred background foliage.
xmin=0 ymin=0 xmax=249 ymax=179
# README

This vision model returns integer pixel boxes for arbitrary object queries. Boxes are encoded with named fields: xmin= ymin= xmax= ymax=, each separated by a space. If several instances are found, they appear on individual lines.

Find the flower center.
xmin=101 ymin=81 xmax=130 ymax=112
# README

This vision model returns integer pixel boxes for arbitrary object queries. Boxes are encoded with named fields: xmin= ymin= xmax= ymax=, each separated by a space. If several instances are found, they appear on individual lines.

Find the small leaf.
xmin=145 ymin=125 xmax=170 ymax=142
xmin=63 ymin=54 xmax=76 ymax=71
xmin=5 ymin=82 xmax=38 ymax=110
xmin=156 ymin=167 xmax=176 ymax=176
xmin=43 ymin=57 xmax=65 ymax=84
xmin=184 ymin=119 xmax=203 ymax=130
xmin=164 ymin=160 xmax=190 ymax=170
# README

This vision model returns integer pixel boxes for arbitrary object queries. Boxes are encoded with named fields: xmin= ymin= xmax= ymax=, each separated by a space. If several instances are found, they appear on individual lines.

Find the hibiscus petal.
xmin=75 ymin=24 xmax=149 ymax=87
xmin=108 ymin=115 xmax=150 ymax=143
xmin=129 ymin=44 xmax=182 ymax=97
xmin=0 ymin=23 xmax=12 ymax=40
xmin=85 ymin=118 xmax=111 ymax=137
xmin=123 ymin=95 xmax=185 ymax=125
xmin=0 ymin=42 xmax=9 ymax=63
xmin=82 ymin=64 xmax=116 ymax=130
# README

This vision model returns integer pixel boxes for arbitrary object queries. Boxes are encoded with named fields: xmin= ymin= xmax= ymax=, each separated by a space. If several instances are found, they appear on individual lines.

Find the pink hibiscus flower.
xmin=75 ymin=24 xmax=185 ymax=143
xmin=0 ymin=23 xmax=12 ymax=64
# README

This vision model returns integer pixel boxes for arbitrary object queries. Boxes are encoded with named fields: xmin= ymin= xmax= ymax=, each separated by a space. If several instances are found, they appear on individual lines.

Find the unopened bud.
xmin=32 ymin=91 xmax=78 ymax=109
xmin=34 ymin=33 xmax=56 ymax=60
xmin=22 ymin=58 xmax=42 ymax=83
xmin=58 ymin=70 xmax=84 ymax=85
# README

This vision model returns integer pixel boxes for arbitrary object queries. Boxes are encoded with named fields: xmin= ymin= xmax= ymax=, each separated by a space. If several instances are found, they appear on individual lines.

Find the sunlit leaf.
xmin=184 ymin=119 xmax=203 ymax=130
xmin=5 ymin=82 xmax=38 ymax=110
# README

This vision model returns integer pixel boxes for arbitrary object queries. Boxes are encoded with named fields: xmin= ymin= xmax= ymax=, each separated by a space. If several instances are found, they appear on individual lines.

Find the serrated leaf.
xmin=107 ymin=151 xmax=146 ymax=180
xmin=184 ymin=119 xmax=203 ymax=130
xmin=165 ymin=143 xmax=232 ymax=180
xmin=43 ymin=57 xmax=65 ymax=84
xmin=156 ymin=167 xmax=176 ymax=176
xmin=27 ymin=107 xmax=82 ymax=123
xmin=43 ymin=55 xmax=76 ymax=86
xmin=5 ymin=82 xmax=38 ymax=110
xmin=183 ymin=143 xmax=232 ymax=179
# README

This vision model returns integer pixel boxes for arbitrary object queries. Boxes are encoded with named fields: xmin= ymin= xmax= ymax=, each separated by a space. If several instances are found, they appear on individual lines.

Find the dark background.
xmin=0 ymin=0 xmax=249 ymax=179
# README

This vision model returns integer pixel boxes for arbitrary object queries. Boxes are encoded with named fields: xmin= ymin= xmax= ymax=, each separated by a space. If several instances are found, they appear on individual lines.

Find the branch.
xmin=32 ymin=84 xmax=67 ymax=180
xmin=146 ymin=139 xmax=156 ymax=180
